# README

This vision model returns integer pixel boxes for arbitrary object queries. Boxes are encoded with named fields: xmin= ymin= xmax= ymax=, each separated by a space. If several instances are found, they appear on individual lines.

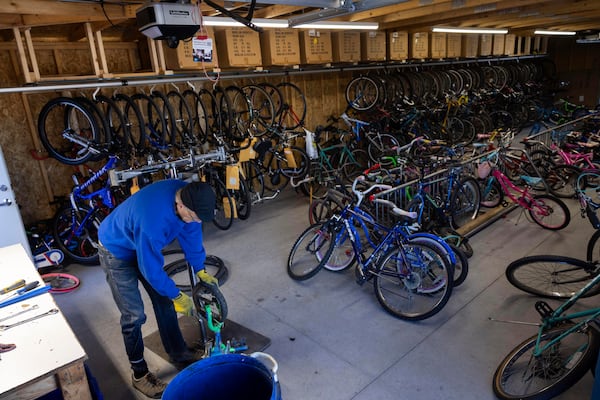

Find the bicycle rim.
xmin=287 ymin=223 xmax=335 ymax=281
xmin=192 ymin=281 xmax=228 ymax=325
xmin=374 ymin=242 xmax=452 ymax=321
xmin=528 ymin=195 xmax=570 ymax=230
xmin=493 ymin=324 xmax=599 ymax=400
xmin=52 ymin=205 xmax=103 ymax=265
xmin=506 ymin=255 xmax=600 ymax=299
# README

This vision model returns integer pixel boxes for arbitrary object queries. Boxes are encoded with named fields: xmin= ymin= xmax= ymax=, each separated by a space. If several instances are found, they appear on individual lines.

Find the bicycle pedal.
xmin=534 ymin=301 xmax=554 ymax=318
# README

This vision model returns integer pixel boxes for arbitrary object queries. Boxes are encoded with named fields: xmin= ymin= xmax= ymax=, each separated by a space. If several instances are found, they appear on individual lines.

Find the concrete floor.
xmin=52 ymin=186 xmax=598 ymax=400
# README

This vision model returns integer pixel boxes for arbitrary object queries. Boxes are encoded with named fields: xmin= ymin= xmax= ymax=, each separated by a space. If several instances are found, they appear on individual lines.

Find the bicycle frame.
xmin=531 ymin=268 xmax=600 ymax=357
xmin=491 ymin=169 xmax=540 ymax=212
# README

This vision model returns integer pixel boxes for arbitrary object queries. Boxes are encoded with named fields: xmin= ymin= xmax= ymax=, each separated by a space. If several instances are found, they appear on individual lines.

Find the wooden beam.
xmin=0 ymin=1 xmax=133 ymax=18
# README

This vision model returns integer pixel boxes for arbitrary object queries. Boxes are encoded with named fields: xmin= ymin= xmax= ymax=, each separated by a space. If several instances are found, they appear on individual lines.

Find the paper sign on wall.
xmin=192 ymin=37 xmax=213 ymax=62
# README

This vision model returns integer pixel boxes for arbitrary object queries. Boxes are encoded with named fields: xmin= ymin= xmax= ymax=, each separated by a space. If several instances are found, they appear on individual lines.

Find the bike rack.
xmin=109 ymin=147 xmax=227 ymax=185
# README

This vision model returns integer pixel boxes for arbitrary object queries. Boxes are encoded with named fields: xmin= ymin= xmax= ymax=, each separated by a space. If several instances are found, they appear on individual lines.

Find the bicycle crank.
xmin=0 ymin=308 xmax=59 ymax=331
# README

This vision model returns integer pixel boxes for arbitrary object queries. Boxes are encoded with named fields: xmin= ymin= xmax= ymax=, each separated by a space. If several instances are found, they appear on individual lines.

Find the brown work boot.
xmin=132 ymin=372 xmax=166 ymax=399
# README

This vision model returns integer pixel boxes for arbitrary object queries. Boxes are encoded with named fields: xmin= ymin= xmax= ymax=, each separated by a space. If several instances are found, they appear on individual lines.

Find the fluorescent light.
xmin=201 ymin=16 xmax=378 ymax=30
xmin=534 ymin=30 xmax=576 ymax=36
xmin=295 ymin=21 xmax=378 ymax=30
xmin=288 ymin=6 xmax=355 ymax=27
xmin=432 ymin=26 xmax=508 ymax=34
xmin=202 ymin=17 xmax=289 ymax=28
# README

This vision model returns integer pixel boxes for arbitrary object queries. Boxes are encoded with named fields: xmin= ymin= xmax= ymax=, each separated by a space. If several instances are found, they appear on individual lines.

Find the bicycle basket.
xmin=477 ymin=160 xmax=492 ymax=179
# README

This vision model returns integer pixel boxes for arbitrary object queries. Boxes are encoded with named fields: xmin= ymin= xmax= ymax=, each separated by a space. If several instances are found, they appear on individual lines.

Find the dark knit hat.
xmin=180 ymin=182 xmax=216 ymax=222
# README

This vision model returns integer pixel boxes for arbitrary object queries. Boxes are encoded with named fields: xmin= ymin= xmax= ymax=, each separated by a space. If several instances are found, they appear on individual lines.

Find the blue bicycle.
xmin=287 ymin=176 xmax=454 ymax=321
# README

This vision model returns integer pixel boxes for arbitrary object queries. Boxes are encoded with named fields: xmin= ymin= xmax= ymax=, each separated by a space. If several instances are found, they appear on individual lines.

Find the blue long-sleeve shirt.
xmin=98 ymin=179 xmax=206 ymax=299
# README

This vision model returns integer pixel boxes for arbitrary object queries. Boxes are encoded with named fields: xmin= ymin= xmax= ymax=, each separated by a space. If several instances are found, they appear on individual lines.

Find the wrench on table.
xmin=0 ymin=304 xmax=39 ymax=323
xmin=0 ymin=308 xmax=59 ymax=331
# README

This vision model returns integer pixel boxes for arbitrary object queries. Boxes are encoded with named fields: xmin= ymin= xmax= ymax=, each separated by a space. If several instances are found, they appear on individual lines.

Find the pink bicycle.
xmin=478 ymin=148 xmax=571 ymax=230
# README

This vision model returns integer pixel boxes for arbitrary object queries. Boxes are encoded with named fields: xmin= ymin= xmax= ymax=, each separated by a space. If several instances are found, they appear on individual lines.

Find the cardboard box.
xmin=446 ymin=33 xmax=461 ymax=58
xmin=411 ymin=32 xmax=429 ymax=59
xmin=522 ymin=36 xmax=532 ymax=54
xmin=492 ymin=34 xmax=505 ymax=56
xmin=479 ymin=34 xmax=493 ymax=56
xmin=299 ymin=30 xmax=333 ymax=64
xmin=361 ymin=31 xmax=386 ymax=61
xmin=388 ymin=31 xmax=409 ymax=61
xmin=163 ymin=27 xmax=218 ymax=70
xmin=504 ymin=34 xmax=516 ymax=55
xmin=332 ymin=32 xmax=361 ymax=62
xmin=260 ymin=30 xmax=300 ymax=66
xmin=461 ymin=34 xmax=478 ymax=58
xmin=430 ymin=32 xmax=447 ymax=59
xmin=214 ymin=27 xmax=262 ymax=68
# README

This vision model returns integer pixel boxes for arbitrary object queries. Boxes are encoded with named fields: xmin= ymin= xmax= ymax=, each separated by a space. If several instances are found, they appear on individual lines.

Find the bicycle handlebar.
xmin=351 ymin=175 xmax=392 ymax=207
xmin=372 ymin=198 xmax=418 ymax=220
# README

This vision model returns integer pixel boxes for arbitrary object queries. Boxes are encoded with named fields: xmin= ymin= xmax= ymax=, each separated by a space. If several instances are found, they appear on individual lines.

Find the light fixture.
xmin=534 ymin=30 xmax=576 ymax=36
xmin=202 ymin=16 xmax=289 ymax=28
xmin=201 ymin=16 xmax=378 ymax=30
xmin=295 ymin=21 xmax=378 ymax=30
xmin=432 ymin=26 xmax=508 ymax=34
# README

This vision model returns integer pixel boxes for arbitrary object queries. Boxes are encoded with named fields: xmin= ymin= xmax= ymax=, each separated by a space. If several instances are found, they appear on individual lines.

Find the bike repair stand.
xmin=198 ymin=305 xmax=248 ymax=357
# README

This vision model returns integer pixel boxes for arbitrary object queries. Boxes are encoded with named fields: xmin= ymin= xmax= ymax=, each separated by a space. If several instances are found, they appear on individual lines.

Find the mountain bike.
xmin=287 ymin=176 xmax=454 ymax=321
xmin=493 ymin=260 xmax=600 ymax=399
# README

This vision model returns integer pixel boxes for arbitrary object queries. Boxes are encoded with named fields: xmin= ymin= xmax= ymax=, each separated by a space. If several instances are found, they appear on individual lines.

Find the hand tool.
xmin=0 ymin=308 xmax=59 ymax=331
xmin=0 ymin=279 xmax=25 ymax=295
xmin=0 ymin=304 xmax=39 ymax=323
xmin=1 ymin=281 xmax=40 ymax=301
xmin=0 ymin=285 xmax=51 ymax=309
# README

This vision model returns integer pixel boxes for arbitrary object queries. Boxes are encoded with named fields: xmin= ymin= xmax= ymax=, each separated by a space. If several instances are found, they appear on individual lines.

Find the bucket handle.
xmin=250 ymin=352 xmax=278 ymax=382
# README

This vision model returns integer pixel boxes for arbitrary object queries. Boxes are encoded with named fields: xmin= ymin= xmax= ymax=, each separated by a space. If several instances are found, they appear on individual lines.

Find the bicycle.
xmin=478 ymin=148 xmax=571 ymax=230
xmin=52 ymin=154 xmax=124 ymax=265
xmin=505 ymin=172 xmax=600 ymax=300
xmin=492 ymin=256 xmax=600 ymax=399
xmin=287 ymin=176 xmax=454 ymax=321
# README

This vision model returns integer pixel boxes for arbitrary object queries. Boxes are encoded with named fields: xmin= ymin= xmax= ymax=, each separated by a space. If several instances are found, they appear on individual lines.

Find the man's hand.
xmin=172 ymin=291 xmax=194 ymax=316
xmin=196 ymin=269 xmax=218 ymax=286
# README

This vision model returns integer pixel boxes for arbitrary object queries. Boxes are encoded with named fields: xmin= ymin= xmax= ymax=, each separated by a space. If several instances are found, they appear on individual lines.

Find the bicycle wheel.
xmin=493 ymin=324 xmax=600 ymax=400
xmin=163 ymin=251 xmax=229 ymax=289
xmin=587 ymin=230 xmax=600 ymax=264
xmin=287 ymin=222 xmax=337 ymax=281
xmin=345 ymin=76 xmax=379 ymax=111
xmin=225 ymin=85 xmax=252 ymax=142
xmin=367 ymin=133 xmax=400 ymax=165
xmin=242 ymin=84 xmax=276 ymax=137
xmin=528 ymin=194 xmax=570 ymax=230
xmin=341 ymin=149 xmax=370 ymax=182
xmin=506 ymin=255 xmax=600 ymax=299
xmin=308 ymin=195 xmax=345 ymax=225
xmin=192 ymin=280 xmax=228 ymax=325
xmin=407 ymin=234 xmax=462 ymax=287
xmin=38 ymin=97 xmax=102 ymax=165
xmin=210 ymin=174 xmax=235 ymax=231
xmin=52 ymin=205 xmax=103 ymax=265
xmin=546 ymin=164 xmax=580 ymax=198
xmin=41 ymin=272 xmax=81 ymax=293
xmin=323 ymin=229 xmax=356 ymax=272
xmin=242 ymin=159 xmax=265 ymax=201
xmin=373 ymin=241 xmax=453 ymax=321
xmin=480 ymin=177 xmax=504 ymax=208
xmin=279 ymin=145 xmax=309 ymax=179
xmin=448 ymin=243 xmax=469 ymax=287
xmin=233 ymin=174 xmax=251 ymax=220
xmin=450 ymin=177 xmax=481 ymax=229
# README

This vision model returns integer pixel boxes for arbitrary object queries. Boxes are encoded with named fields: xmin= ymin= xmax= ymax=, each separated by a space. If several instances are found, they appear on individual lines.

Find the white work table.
xmin=0 ymin=244 xmax=91 ymax=400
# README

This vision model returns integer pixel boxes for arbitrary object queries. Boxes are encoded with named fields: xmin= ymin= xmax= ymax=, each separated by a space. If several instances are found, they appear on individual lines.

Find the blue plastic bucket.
xmin=162 ymin=352 xmax=281 ymax=400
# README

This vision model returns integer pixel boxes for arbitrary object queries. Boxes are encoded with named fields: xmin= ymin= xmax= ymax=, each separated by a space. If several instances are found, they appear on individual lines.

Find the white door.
xmin=0 ymin=145 xmax=32 ymax=260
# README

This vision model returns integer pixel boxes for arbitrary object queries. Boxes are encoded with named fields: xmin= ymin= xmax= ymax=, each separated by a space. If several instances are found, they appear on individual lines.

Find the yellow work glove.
xmin=172 ymin=291 xmax=193 ymax=316
xmin=196 ymin=269 xmax=218 ymax=286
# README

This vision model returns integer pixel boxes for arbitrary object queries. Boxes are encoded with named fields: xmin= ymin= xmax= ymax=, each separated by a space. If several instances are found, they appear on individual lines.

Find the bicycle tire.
xmin=225 ymin=85 xmax=252 ymax=142
xmin=528 ymin=194 xmax=570 ymax=230
xmin=341 ymin=149 xmax=369 ymax=182
xmin=113 ymin=93 xmax=147 ymax=153
xmin=448 ymin=243 xmax=469 ymax=286
xmin=287 ymin=222 xmax=337 ymax=281
xmin=345 ymin=76 xmax=379 ymax=111
xmin=587 ymin=229 xmax=600 ymax=264
xmin=192 ymin=280 xmax=229 ymax=325
xmin=242 ymin=84 xmax=276 ymax=137
xmin=233 ymin=173 xmax=251 ymax=220
xmin=479 ymin=177 xmax=504 ymax=208
xmin=182 ymin=89 xmax=209 ymax=144
xmin=506 ymin=255 xmax=600 ymax=299
xmin=150 ymin=90 xmax=178 ymax=147
xmin=373 ymin=240 xmax=453 ymax=321
xmin=450 ymin=177 xmax=481 ymax=229
xmin=41 ymin=272 xmax=81 ymax=293
xmin=258 ymin=82 xmax=284 ymax=117
xmin=493 ymin=323 xmax=600 ymax=400
xmin=210 ymin=173 xmax=235 ymax=231
xmin=406 ymin=234 xmax=460 ymax=286
xmin=163 ymin=250 xmax=229 ymax=289
xmin=308 ymin=195 xmax=346 ymax=225
xmin=279 ymin=145 xmax=309 ymax=179
xmin=167 ymin=90 xmax=196 ymax=147
xmin=38 ymin=97 xmax=101 ymax=165
xmin=262 ymin=150 xmax=290 ymax=193
xmin=94 ymin=94 xmax=132 ymax=155
xmin=242 ymin=159 xmax=265 ymax=201
xmin=367 ymin=133 xmax=400 ymax=165
xmin=277 ymin=82 xmax=307 ymax=130
xmin=323 ymin=229 xmax=356 ymax=272
xmin=52 ymin=205 xmax=103 ymax=265
xmin=546 ymin=164 xmax=581 ymax=198
xmin=131 ymin=92 xmax=168 ymax=150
